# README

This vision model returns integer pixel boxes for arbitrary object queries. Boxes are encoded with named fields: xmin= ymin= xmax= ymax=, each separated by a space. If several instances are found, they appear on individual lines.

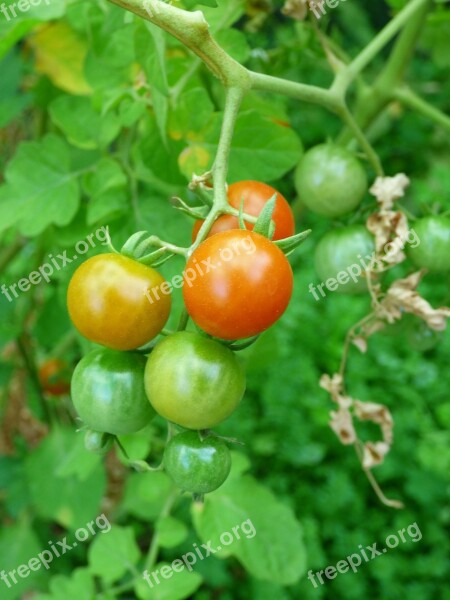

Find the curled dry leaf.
xmin=354 ymin=400 xmax=393 ymax=445
xmin=369 ymin=174 xmax=410 ymax=210
xmin=281 ymin=0 xmax=309 ymax=20
xmin=319 ymin=373 xmax=343 ymax=401
xmin=330 ymin=407 xmax=356 ymax=445
xmin=360 ymin=441 xmax=391 ymax=469
xmin=377 ymin=271 xmax=450 ymax=331
xmin=366 ymin=210 xmax=410 ymax=267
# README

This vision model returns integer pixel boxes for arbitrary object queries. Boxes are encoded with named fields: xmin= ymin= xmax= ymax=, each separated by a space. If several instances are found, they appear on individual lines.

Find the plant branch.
xmin=393 ymin=86 xmax=450 ymax=133
xmin=108 ymin=0 xmax=251 ymax=88
xmin=332 ymin=0 xmax=430 ymax=97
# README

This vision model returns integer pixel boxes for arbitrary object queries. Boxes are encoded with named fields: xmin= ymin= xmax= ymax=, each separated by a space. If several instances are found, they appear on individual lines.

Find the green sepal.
xmin=171 ymin=196 xmax=210 ymax=219
xmin=252 ymin=193 xmax=277 ymax=239
xmin=274 ymin=229 xmax=312 ymax=255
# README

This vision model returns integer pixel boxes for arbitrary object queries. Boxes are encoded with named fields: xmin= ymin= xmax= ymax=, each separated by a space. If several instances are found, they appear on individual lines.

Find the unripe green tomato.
xmin=144 ymin=331 xmax=245 ymax=430
xmin=71 ymin=349 xmax=155 ymax=435
xmin=294 ymin=144 xmax=367 ymax=218
xmin=407 ymin=215 xmax=450 ymax=272
xmin=164 ymin=431 xmax=231 ymax=494
xmin=314 ymin=225 xmax=375 ymax=294
xmin=84 ymin=429 xmax=114 ymax=454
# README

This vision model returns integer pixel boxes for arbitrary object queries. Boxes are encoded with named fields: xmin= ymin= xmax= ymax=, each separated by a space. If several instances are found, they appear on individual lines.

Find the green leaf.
xmin=24 ymin=426 xmax=106 ymax=529
xmin=56 ymin=430 xmax=102 ymax=481
xmin=142 ymin=22 xmax=169 ymax=96
xmin=215 ymin=29 xmax=250 ymax=63
xmin=121 ymin=471 xmax=175 ymax=521
xmin=0 ymin=49 xmax=30 ymax=127
xmin=0 ymin=134 xmax=80 ymax=236
xmin=156 ymin=516 xmax=189 ymax=548
xmin=50 ymin=96 xmax=121 ymax=150
xmin=0 ymin=518 xmax=49 ymax=599
xmin=192 ymin=475 xmax=306 ymax=585
xmin=183 ymin=0 xmax=218 ymax=8
xmin=33 ymin=569 xmax=95 ymax=600
xmin=88 ymin=526 xmax=141 ymax=584
xmin=135 ymin=562 xmax=203 ymax=600
xmin=188 ymin=110 xmax=303 ymax=182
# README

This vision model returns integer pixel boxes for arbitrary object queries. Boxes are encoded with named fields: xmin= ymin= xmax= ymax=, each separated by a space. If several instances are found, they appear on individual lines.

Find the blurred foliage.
xmin=1 ymin=0 xmax=449 ymax=599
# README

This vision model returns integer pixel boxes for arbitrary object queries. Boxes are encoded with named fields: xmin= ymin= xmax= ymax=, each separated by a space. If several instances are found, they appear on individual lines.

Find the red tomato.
xmin=183 ymin=230 xmax=293 ymax=340
xmin=192 ymin=181 xmax=295 ymax=242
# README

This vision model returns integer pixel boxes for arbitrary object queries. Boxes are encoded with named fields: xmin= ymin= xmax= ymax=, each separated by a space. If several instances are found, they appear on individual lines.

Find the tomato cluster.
xmin=66 ymin=180 xmax=296 ymax=495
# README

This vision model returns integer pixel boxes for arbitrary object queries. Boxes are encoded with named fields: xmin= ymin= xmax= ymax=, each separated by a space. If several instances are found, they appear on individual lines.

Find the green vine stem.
xmin=393 ymin=86 xmax=450 ymax=133
xmin=338 ymin=0 xmax=433 ymax=142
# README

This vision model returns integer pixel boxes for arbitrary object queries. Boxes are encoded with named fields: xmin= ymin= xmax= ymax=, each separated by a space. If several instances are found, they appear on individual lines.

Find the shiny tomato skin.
xmin=39 ymin=358 xmax=71 ymax=396
xmin=144 ymin=331 xmax=245 ymax=430
xmin=71 ymin=348 xmax=155 ymax=435
xmin=295 ymin=144 xmax=367 ymax=218
xmin=192 ymin=181 xmax=295 ymax=242
xmin=67 ymin=253 xmax=171 ymax=351
xmin=407 ymin=215 xmax=450 ymax=272
xmin=164 ymin=431 xmax=231 ymax=494
xmin=314 ymin=226 xmax=375 ymax=294
xmin=183 ymin=230 xmax=294 ymax=340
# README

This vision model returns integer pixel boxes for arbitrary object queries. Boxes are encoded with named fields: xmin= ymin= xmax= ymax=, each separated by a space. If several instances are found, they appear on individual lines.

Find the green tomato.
xmin=295 ymin=144 xmax=367 ymax=218
xmin=314 ymin=225 xmax=375 ymax=294
xmin=164 ymin=431 xmax=231 ymax=494
xmin=84 ymin=429 xmax=114 ymax=455
xmin=407 ymin=215 xmax=450 ymax=272
xmin=144 ymin=331 xmax=245 ymax=430
xmin=71 ymin=349 xmax=155 ymax=435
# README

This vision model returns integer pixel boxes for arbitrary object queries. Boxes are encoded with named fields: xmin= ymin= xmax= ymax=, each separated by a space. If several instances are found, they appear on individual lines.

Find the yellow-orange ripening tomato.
xmin=67 ymin=254 xmax=171 ymax=351
xmin=192 ymin=181 xmax=295 ymax=242
xmin=183 ymin=230 xmax=294 ymax=340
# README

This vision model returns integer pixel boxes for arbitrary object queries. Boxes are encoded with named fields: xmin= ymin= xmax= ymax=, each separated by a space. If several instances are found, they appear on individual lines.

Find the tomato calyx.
xmin=121 ymin=231 xmax=188 ymax=264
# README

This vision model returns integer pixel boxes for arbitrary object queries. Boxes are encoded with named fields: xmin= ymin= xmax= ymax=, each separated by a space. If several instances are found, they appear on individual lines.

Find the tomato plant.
xmin=183 ymin=230 xmax=294 ymax=339
xmin=2 ymin=1 xmax=450 ymax=598
xmin=294 ymin=144 xmax=368 ymax=218
xmin=67 ymin=253 xmax=171 ymax=351
xmin=71 ymin=348 xmax=155 ymax=435
xmin=192 ymin=180 xmax=295 ymax=241
xmin=407 ymin=215 xmax=450 ymax=272
xmin=163 ymin=431 xmax=231 ymax=494
xmin=38 ymin=358 xmax=71 ymax=396
xmin=144 ymin=331 xmax=245 ymax=430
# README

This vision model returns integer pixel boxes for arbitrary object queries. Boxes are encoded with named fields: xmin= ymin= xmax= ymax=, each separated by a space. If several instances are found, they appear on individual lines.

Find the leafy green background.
xmin=0 ymin=1 xmax=449 ymax=599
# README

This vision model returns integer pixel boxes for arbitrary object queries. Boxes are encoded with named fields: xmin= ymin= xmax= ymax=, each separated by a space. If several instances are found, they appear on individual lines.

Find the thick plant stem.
xmin=393 ymin=86 xmax=450 ymax=133
xmin=108 ymin=0 xmax=250 ymax=88
xmin=331 ymin=0 xmax=430 ymax=97
xmin=336 ymin=105 xmax=384 ymax=176
xmin=249 ymin=71 xmax=341 ymax=113
xmin=338 ymin=0 xmax=432 ymax=142
xmin=190 ymin=86 xmax=246 ymax=250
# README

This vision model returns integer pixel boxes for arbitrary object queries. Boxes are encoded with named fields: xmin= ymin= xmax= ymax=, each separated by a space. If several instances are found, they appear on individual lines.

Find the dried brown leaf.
xmin=330 ymin=407 xmax=357 ymax=445
xmin=380 ymin=271 xmax=450 ymax=331
xmin=369 ymin=174 xmax=410 ymax=210
xmin=361 ymin=441 xmax=391 ymax=469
